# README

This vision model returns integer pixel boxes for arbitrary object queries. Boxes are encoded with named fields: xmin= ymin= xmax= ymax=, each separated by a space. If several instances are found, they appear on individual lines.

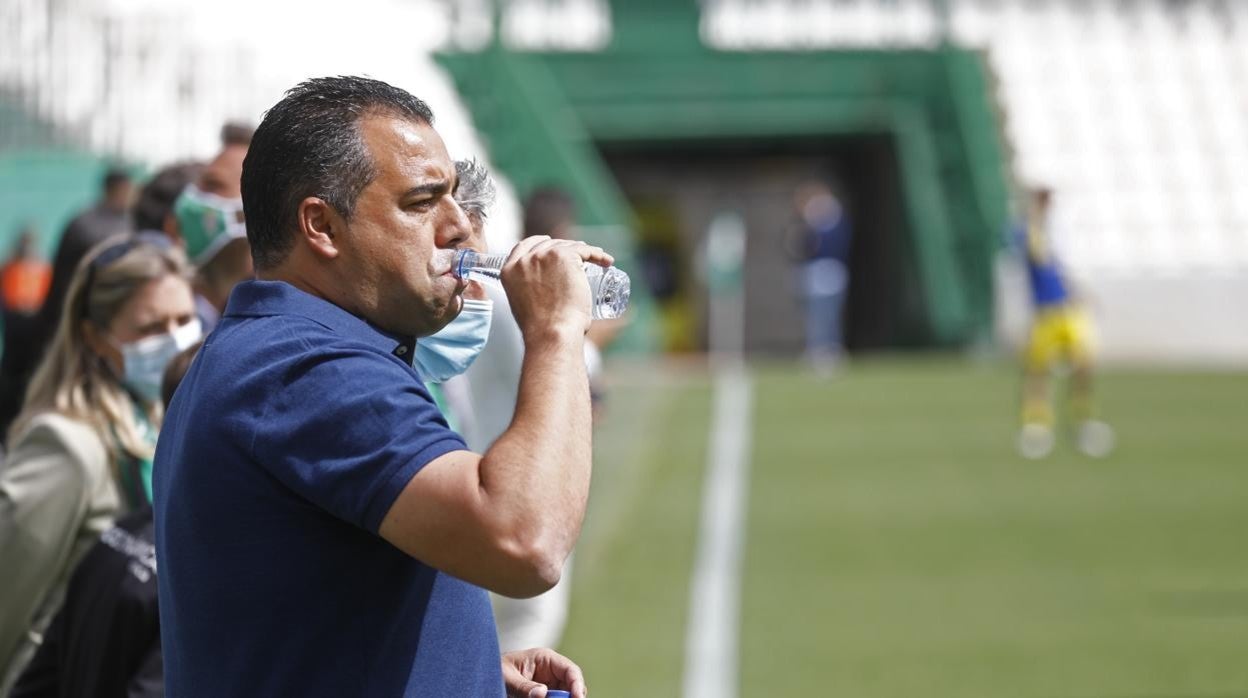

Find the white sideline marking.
xmin=682 ymin=364 xmax=753 ymax=698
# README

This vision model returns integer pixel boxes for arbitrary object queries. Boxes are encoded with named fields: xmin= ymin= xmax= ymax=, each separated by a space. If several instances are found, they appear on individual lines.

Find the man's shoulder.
xmin=213 ymin=307 xmax=337 ymax=347
xmin=210 ymin=310 xmax=410 ymax=371
xmin=181 ymin=311 xmax=424 ymax=428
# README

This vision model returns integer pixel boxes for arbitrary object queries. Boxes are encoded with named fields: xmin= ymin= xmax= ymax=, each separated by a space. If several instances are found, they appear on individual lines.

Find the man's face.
xmin=106 ymin=180 xmax=135 ymax=211
xmin=199 ymin=144 xmax=247 ymax=199
xmin=176 ymin=142 xmax=248 ymax=267
xmin=339 ymin=114 xmax=471 ymax=337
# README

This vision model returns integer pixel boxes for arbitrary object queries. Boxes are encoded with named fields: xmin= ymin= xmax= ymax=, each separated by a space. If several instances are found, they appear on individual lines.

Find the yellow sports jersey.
xmin=1024 ymin=305 xmax=1094 ymax=370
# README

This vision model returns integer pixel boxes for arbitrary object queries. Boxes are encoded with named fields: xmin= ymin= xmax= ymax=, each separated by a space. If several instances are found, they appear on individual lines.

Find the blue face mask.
xmin=415 ymin=298 xmax=492 ymax=384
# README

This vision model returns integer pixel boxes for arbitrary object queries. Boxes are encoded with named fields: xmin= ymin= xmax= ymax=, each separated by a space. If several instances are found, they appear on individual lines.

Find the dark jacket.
xmin=11 ymin=507 xmax=162 ymax=698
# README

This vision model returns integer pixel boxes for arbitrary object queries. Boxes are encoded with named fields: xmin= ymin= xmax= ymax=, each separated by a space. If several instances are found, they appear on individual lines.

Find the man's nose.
xmin=437 ymin=198 xmax=472 ymax=249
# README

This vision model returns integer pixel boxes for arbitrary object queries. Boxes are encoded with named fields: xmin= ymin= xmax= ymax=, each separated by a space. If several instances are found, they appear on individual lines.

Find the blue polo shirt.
xmin=153 ymin=280 xmax=503 ymax=697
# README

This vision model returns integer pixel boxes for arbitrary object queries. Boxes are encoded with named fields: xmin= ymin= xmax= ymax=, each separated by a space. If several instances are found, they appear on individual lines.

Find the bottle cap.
xmin=546 ymin=692 xmax=571 ymax=698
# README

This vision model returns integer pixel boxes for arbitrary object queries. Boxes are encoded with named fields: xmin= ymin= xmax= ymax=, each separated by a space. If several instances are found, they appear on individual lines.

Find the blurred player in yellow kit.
xmin=1016 ymin=187 xmax=1114 ymax=459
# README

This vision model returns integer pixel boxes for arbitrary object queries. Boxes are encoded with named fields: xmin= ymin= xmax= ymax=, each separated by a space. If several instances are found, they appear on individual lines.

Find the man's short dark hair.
xmin=103 ymin=166 xmax=131 ymax=193
xmin=241 ymin=76 xmax=435 ymax=270
xmin=133 ymin=162 xmax=203 ymax=233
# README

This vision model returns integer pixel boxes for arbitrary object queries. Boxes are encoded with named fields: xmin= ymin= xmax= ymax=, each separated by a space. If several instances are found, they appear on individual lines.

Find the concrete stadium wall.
xmin=996 ymin=260 xmax=1248 ymax=366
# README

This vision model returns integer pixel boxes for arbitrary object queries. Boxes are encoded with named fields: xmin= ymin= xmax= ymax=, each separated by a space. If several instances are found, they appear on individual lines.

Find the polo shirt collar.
xmin=224 ymin=280 xmax=417 ymax=364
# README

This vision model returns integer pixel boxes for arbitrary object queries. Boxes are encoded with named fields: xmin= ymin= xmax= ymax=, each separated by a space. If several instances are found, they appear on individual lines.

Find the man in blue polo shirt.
xmin=154 ymin=76 xmax=603 ymax=697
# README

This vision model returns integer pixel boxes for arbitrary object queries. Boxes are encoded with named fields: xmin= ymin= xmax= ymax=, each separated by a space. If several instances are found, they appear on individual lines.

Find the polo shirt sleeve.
xmin=249 ymin=341 xmax=466 ymax=534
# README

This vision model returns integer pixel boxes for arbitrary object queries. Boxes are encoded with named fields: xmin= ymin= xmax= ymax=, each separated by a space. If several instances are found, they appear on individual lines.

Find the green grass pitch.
xmin=560 ymin=358 xmax=1248 ymax=697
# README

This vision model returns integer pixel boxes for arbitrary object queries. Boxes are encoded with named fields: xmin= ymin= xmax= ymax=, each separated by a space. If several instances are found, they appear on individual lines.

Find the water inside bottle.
xmin=586 ymin=264 xmax=630 ymax=320
xmin=441 ymin=248 xmax=629 ymax=320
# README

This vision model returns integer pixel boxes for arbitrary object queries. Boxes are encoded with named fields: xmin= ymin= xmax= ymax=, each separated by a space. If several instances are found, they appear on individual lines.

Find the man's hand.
xmin=501 ymin=648 xmax=588 ymax=698
xmin=502 ymin=236 xmax=613 ymax=340
xmin=463 ymin=279 xmax=489 ymax=302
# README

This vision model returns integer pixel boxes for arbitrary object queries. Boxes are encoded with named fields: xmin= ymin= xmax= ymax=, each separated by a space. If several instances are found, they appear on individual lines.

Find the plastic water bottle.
xmin=450 ymin=249 xmax=630 ymax=320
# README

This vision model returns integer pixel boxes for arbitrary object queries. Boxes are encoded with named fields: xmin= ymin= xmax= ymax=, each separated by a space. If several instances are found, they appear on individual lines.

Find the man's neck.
xmin=257 ymin=265 xmax=354 ymax=315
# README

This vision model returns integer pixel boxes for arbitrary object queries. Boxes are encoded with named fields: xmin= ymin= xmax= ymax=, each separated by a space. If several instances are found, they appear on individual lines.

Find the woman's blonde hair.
xmin=9 ymin=236 xmax=192 ymax=466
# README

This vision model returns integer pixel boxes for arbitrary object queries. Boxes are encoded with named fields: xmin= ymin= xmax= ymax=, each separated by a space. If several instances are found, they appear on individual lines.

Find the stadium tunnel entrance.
xmin=435 ymin=1 xmax=1010 ymax=354
xmin=600 ymin=135 xmax=922 ymax=355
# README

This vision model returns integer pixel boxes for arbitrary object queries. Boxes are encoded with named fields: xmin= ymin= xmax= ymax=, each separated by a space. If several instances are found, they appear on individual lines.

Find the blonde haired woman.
xmin=0 ymin=236 xmax=200 ymax=685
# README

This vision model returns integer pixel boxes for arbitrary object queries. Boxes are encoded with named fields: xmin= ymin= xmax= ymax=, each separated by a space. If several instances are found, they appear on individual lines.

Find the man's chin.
xmin=414 ymin=297 xmax=463 ymax=338
xmin=442 ymin=294 xmax=465 ymax=326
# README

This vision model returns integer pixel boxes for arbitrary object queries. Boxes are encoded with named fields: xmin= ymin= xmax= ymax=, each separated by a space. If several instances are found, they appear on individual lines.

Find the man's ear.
xmin=297 ymin=197 xmax=343 ymax=260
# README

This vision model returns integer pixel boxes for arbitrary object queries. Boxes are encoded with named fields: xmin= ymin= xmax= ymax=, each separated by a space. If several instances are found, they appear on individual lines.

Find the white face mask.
xmin=112 ymin=319 xmax=203 ymax=402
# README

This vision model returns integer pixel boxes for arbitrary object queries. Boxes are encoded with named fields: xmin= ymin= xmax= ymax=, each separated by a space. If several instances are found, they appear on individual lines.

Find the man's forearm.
xmin=478 ymin=325 xmax=591 ymax=570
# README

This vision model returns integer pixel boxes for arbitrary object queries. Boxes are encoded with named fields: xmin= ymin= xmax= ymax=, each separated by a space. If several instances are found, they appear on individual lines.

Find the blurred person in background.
xmin=463 ymin=184 xmax=614 ymax=653
xmin=0 ymin=169 xmax=134 ymax=442
xmin=1 ymin=228 xmax=53 ymax=392
xmin=172 ymin=122 xmax=254 ymax=333
xmin=787 ymin=180 xmax=852 ymax=373
xmin=2 ymin=227 xmax=52 ymax=318
xmin=154 ymin=76 xmax=591 ymax=698
xmin=131 ymin=163 xmax=203 ymax=246
xmin=9 ymin=341 xmax=202 ymax=698
xmin=9 ymin=505 xmax=162 ymax=698
xmin=0 ymin=238 xmax=200 ymax=691
xmin=59 ymin=168 xmax=134 ymax=254
xmin=39 ymin=169 xmax=135 ymax=345
xmin=1015 ymin=186 xmax=1114 ymax=459
xmin=420 ymin=159 xmax=498 ymax=435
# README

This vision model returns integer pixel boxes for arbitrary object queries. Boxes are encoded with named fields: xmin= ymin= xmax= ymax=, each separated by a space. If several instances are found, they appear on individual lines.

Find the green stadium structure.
xmin=438 ymin=0 xmax=1011 ymax=350
xmin=8 ymin=0 xmax=1243 ymax=360
xmin=0 ymin=149 xmax=130 ymax=258
xmin=0 ymin=93 xmax=121 ymax=257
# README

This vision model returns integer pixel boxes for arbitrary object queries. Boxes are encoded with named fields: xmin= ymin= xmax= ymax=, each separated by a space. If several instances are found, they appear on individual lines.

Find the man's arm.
xmin=381 ymin=238 xmax=611 ymax=598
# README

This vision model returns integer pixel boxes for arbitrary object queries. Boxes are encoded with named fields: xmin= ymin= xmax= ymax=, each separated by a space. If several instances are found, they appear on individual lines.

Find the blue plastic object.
xmin=546 ymin=692 xmax=571 ymax=698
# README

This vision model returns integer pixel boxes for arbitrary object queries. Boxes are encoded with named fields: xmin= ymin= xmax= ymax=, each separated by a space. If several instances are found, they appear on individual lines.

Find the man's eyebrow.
xmin=401 ymin=179 xmax=452 ymax=199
